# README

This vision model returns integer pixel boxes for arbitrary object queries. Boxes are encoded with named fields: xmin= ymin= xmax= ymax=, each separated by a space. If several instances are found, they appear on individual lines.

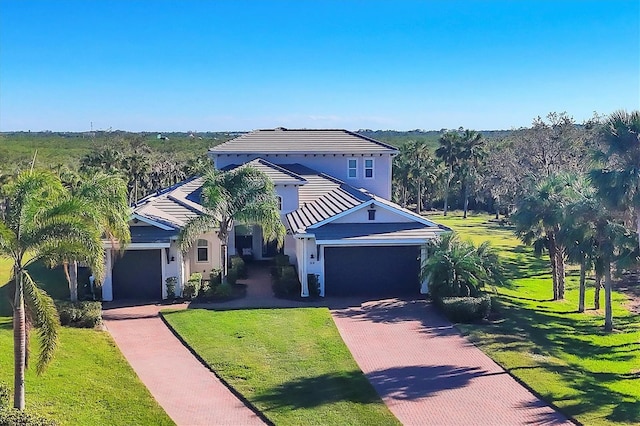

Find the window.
xmin=196 ymin=239 xmax=208 ymax=262
xmin=348 ymin=159 xmax=357 ymax=178
xmin=277 ymin=196 xmax=283 ymax=211
xmin=368 ymin=208 xmax=376 ymax=220
xmin=364 ymin=158 xmax=374 ymax=178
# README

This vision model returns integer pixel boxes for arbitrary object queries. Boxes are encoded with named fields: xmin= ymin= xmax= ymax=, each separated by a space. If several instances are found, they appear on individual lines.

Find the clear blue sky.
xmin=1 ymin=0 xmax=638 ymax=132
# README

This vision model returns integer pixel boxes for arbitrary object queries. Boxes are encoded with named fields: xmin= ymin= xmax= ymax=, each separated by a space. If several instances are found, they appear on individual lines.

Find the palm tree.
xmin=458 ymin=129 xmax=485 ymax=219
xmin=590 ymin=110 xmax=640 ymax=253
xmin=435 ymin=131 xmax=462 ymax=216
xmin=421 ymin=232 xmax=506 ymax=298
xmin=0 ymin=170 xmax=105 ymax=409
xmin=63 ymin=172 xmax=131 ymax=301
xmin=179 ymin=166 xmax=286 ymax=282
xmin=512 ymin=174 xmax=580 ymax=300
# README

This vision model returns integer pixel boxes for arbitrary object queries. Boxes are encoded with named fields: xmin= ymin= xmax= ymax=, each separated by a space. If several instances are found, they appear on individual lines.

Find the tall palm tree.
xmin=179 ymin=166 xmax=285 ymax=282
xmin=0 ymin=170 xmax=105 ymax=409
xmin=435 ymin=131 xmax=462 ymax=216
xmin=458 ymin=129 xmax=485 ymax=219
xmin=63 ymin=172 xmax=131 ymax=301
xmin=590 ymin=110 xmax=640 ymax=253
xmin=512 ymin=173 xmax=580 ymax=300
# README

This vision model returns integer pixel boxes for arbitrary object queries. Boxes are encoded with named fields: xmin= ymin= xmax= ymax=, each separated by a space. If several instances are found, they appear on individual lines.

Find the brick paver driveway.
xmin=330 ymin=298 xmax=573 ymax=426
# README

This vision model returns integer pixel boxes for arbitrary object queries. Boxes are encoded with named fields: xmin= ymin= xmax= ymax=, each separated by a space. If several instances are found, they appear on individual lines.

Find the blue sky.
xmin=1 ymin=0 xmax=638 ymax=131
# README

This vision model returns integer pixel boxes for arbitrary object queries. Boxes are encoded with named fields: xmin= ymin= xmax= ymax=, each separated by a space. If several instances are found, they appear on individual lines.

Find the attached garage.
xmin=324 ymin=245 xmax=421 ymax=297
xmin=112 ymin=249 xmax=163 ymax=300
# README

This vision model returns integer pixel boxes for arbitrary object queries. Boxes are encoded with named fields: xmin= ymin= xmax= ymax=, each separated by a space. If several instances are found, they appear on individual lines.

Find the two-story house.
xmin=101 ymin=128 xmax=447 ymax=301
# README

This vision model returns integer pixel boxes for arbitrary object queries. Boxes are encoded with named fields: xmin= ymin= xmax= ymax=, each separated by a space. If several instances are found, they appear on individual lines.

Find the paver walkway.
xmin=102 ymin=303 xmax=266 ymax=426
xmin=330 ymin=298 xmax=573 ymax=426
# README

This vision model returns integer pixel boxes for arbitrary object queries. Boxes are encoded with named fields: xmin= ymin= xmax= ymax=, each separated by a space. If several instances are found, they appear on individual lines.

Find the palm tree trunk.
xmin=220 ymin=243 xmax=228 ymax=283
xmin=13 ymin=270 xmax=26 ymax=410
xmin=578 ymin=257 xmax=586 ymax=312
xmin=494 ymin=197 xmax=499 ymax=220
xmin=557 ymin=248 xmax=566 ymax=300
xmin=548 ymin=237 xmax=559 ymax=300
xmin=604 ymin=261 xmax=613 ymax=332
xmin=443 ymin=166 xmax=451 ymax=216
xmin=463 ymin=183 xmax=469 ymax=219
xmin=416 ymin=179 xmax=421 ymax=214
xmin=70 ymin=261 xmax=78 ymax=302
xmin=594 ymin=272 xmax=602 ymax=310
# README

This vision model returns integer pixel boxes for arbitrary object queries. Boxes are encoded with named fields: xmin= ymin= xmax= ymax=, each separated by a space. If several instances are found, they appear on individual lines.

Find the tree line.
xmin=394 ymin=110 xmax=639 ymax=331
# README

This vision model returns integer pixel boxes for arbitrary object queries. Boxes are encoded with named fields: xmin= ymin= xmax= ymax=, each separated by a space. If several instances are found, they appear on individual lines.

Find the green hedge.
xmin=436 ymin=294 xmax=491 ymax=323
xmin=0 ymin=382 xmax=9 ymax=409
xmin=55 ymin=301 xmax=102 ymax=328
xmin=272 ymin=265 xmax=300 ymax=297
xmin=0 ymin=409 xmax=58 ymax=426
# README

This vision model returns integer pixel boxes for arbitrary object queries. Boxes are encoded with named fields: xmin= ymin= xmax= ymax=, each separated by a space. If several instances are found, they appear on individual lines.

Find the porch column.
xmin=420 ymin=245 xmax=430 ymax=294
xmin=177 ymin=249 xmax=185 ymax=298
xmin=102 ymin=249 xmax=113 ymax=301
xmin=300 ymin=238 xmax=309 ymax=297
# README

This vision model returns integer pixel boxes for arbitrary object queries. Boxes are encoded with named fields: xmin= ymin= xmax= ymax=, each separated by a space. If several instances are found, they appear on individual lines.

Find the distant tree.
xmin=179 ymin=167 xmax=286 ymax=283
xmin=457 ymin=129 xmax=486 ymax=219
xmin=435 ymin=131 xmax=463 ymax=216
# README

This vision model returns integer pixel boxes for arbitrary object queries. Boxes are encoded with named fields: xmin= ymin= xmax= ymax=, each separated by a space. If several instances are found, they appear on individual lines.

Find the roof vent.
xmin=275 ymin=127 xmax=287 ymax=131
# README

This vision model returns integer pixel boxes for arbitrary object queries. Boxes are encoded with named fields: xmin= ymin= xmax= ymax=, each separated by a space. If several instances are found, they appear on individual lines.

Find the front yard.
xmin=162 ymin=308 xmax=400 ymax=426
xmin=0 ymin=259 xmax=173 ymax=425
xmin=430 ymin=213 xmax=640 ymax=426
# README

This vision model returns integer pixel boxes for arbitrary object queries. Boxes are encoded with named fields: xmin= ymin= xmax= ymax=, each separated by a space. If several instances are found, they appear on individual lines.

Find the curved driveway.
xmin=330 ymin=298 xmax=572 ymax=426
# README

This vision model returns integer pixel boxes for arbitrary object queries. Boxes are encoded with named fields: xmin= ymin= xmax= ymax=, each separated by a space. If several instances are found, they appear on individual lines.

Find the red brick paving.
xmin=331 ymin=298 xmax=573 ymax=426
xmin=102 ymin=303 xmax=265 ymax=426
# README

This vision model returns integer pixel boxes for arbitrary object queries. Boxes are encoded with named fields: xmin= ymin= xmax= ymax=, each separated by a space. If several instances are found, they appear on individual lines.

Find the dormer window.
xmin=364 ymin=158 xmax=374 ymax=178
xmin=277 ymin=196 xmax=283 ymax=211
xmin=348 ymin=159 xmax=357 ymax=178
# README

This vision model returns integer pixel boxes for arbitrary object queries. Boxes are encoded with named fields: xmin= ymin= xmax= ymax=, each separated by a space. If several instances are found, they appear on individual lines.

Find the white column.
xmin=102 ymin=249 xmax=113 ymax=301
xmin=177 ymin=249 xmax=185 ymax=298
xmin=319 ymin=245 xmax=325 ymax=297
xmin=300 ymin=238 xmax=309 ymax=297
xmin=420 ymin=245 xmax=430 ymax=294
xmin=161 ymin=247 xmax=168 ymax=299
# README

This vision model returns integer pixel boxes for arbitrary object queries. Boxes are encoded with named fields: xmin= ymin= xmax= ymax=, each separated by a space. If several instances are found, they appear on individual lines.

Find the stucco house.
xmin=101 ymin=128 xmax=448 ymax=301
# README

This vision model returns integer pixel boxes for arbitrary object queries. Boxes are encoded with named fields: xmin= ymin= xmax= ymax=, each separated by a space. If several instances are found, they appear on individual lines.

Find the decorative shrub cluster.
xmin=182 ymin=272 xmax=202 ymax=299
xmin=436 ymin=294 xmax=492 ymax=323
xmin=0 ymin=384 xmax=58 ymax=425
xmin=55 ymin=301 xmax=102 ymax=328
xmin=307 ymin=273 xmax=320 ymax=297
xmin=271 ymin=255 xmax=301 ymax=297
xmin=165 ymin=276 xmax=177 ymax=299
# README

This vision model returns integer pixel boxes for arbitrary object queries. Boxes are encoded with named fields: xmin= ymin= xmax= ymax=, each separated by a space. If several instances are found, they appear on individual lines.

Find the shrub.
xmin=214 ymin=283 xmax=233 ymax=298
xmin=273 ymin=265 xmax=300 ymax=297
xmin=189 ymin=272 xmax=203 ymax=282
xmin=199 ymin=281 xmax=216 ymax=300
xmin=273 ymin=254 xmax=290 ymax=267
xmin=55 ymin=301 xmax=102 ymax=328
xmin=0 ymin=409 xmax=58 ymax=426
xmin=270 ymin=266 xmax=282 ymax=278
xmin=437 ymin=294 xmax=491 ymax=323
xmin=209 ymin=269 xmax=222 ymax=287
xmin=165 ymin=276 xmax=177 ymax=299
xmin=307 ymin=274 xmax=320 ymax=297
xmin=0 ymin=382 xmax=9 ymax=409
xmin=226 ymin=267 xmax=238 ymax=285
xmin=230 ymin=256 xmax=247 ymax=278
xmin=182 ymin=275 xmax=201 ymax=300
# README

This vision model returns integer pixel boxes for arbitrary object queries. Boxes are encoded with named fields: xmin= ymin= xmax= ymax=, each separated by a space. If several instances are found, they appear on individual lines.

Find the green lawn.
xmin=162 ymin=308 xmax=400 ymax=426
xmin=428 ymin=212 xmax=640 ymax=426
xmin=0 ymin=259 xmax=173 ymax=425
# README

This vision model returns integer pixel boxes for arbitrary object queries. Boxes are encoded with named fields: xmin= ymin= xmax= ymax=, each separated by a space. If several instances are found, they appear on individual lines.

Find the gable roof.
xmin=209 ymin=128 xmax=399 ymax=155
xmin=133 ymin=177 xmax=205 ymax=229
xmin=311 ymin=222 xmax=444 ymax=244
xmin=222 ymin=158 xmax=307 ymax=185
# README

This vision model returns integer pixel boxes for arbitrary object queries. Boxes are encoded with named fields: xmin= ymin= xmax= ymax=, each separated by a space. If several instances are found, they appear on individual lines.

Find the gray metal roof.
xmin=209 ymin=128 xmax=399 ymax=155
xmin=222 ymin=158 xmax=307 ymax=185
xmin=311 ymin=223 xmax=445 ymax=243
xmin=134 ymin=177 xmax=204 ymax=228
xmin=129 ymin=226 xmax=177 ymax=244
xmin=281 ymin=164 xmax=371 ymax=232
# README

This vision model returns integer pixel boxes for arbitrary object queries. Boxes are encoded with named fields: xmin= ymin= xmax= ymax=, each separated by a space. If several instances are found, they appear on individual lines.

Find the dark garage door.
xmin=324 ymin=246 xmax=421 ymax=297
xmin=112 ymin=249 xmax=162 ymax=300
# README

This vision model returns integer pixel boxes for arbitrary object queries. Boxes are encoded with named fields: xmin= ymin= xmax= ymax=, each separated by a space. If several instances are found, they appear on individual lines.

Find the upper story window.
xmin=277 ymin=196 xmax=283 ymax=211
xmin=364 ymin=158 xmax=374 ymax=178
xmin=347 ymin=159 xmax=357 ymax=178
xmin=196 ymin=239 xmax=209 ymax=262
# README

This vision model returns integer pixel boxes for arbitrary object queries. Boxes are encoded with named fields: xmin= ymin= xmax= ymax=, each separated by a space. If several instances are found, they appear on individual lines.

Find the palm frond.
xmin=23 ymin=271 xmax=59 ymax=375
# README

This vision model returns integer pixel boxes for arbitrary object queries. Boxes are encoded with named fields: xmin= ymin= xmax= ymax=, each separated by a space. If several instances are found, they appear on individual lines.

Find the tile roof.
xmin=209 ymin=128 xmax=399 ymax=155
xmin=311 ymin=223 xmax=445 ymax=243
xmin=222 ymin=158 xmax=307 ymax=185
